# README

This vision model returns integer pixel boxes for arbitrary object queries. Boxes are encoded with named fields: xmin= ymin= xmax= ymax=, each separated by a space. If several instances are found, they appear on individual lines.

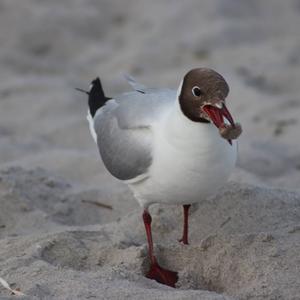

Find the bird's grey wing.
xmin=114 ymin=88 xmax=176 ymax=128
xmin=93 ymin=89 xmax=176 ymax=181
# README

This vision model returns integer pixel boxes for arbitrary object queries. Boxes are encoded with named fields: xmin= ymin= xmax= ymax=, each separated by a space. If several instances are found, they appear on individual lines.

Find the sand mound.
xmin=0 ymin=167 xmax=299 ymax=299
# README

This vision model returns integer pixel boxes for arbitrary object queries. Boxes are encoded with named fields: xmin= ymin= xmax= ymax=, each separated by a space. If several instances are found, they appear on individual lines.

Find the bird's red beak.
xmin=202 ymin=102 xmax=236 ymax=145
xmin=202 ymin=102 xmax=235 ymax=129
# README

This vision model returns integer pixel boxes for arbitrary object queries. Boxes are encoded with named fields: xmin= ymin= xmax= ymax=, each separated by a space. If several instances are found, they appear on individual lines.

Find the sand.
xmin=0 ymin=0 xmax=299 ymax=299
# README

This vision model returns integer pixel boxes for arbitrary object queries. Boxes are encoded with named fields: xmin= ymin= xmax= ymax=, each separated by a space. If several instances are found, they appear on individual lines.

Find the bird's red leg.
xmin=178 ymin=204 xmax=191 ymax=245
xmin=143 ymin=210 xmax=178 ymax=287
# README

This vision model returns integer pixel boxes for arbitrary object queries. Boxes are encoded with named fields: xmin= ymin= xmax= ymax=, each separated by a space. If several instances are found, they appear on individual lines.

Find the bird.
xmin=78 ymin=68 xmax=242 ymax=288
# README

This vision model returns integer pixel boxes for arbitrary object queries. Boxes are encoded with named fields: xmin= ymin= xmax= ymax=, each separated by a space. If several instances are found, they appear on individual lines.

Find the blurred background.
xmin=0 ymin=3 xmax=300 ymax=298
xmin=0 ymin=0 xmax=299 ymax=197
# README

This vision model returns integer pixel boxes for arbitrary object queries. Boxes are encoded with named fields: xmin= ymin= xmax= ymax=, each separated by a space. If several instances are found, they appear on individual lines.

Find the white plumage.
xmin=128 ymin=99 xmax=237 ymax=208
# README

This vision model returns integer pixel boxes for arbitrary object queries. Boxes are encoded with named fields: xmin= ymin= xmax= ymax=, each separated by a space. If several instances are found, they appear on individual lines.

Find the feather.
xmin=0 ymin=277 xmax=26 ymax=296
xmin=122 ymin=73 xmax=147 ymax=94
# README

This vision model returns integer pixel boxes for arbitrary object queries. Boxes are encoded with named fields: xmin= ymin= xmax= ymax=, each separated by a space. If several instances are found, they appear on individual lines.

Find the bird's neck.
xmin=158 ymin=98 xmax=221 ymax=151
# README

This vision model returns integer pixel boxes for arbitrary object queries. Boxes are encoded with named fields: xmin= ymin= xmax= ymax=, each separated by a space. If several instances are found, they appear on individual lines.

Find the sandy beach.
xmin=0 ymin=0 xmax=299 ymax=299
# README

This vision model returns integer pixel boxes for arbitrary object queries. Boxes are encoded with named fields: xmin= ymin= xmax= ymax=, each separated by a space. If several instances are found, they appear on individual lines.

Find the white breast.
xmin=129 ymin=102 xmax=237 ymax=208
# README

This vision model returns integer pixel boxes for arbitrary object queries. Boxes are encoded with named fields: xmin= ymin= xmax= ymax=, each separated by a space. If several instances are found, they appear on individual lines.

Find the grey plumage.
xmin=93 ymin=87 xmax=176 ymax=181
xmin=122 ymin=73 xmax=147 ymax=94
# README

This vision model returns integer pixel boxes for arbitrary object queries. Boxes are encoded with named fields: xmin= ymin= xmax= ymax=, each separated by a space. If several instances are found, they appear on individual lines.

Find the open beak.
xmin=202 ymin=102 xmax=235 ymax=129
xmin=202 ymin=101 xmax=236 ymax=145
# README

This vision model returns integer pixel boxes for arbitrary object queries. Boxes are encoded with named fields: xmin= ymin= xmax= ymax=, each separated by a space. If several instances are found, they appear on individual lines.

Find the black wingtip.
xmin=88 ymin=77 xmax=110 ymax=117
xmin=89 ymin=77 xmax=105 ymax=100
xmin=75 ymin=77 xmax=110 ymax=117
xmin=75 ymin=77 xmax=101 ymax=96
xmin=91 ymin=77 xmax=101 ymax=86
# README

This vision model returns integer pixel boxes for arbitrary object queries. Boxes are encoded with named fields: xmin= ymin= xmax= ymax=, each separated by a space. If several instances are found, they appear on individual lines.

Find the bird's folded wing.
xmin=93 ymin=89 xmax=175 ymax=181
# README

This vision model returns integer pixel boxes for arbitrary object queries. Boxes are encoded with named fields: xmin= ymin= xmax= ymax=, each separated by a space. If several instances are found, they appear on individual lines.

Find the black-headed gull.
xmin=79 ymin=68 xmax=242 ymax=287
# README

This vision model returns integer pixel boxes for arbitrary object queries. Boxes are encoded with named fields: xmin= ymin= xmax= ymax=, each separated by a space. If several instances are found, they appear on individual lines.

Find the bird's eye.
xmin=192 ymin=86 xmax=203 ymax=97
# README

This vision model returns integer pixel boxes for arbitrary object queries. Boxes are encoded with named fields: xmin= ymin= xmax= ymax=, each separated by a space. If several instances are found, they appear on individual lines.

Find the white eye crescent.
xmin=192 ymin=86 xmax=202 ymax=97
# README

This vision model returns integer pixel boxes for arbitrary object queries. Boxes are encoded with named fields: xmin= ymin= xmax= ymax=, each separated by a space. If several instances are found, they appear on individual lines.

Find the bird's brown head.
xmin=179 ymin=68 xmax=242 ymax=141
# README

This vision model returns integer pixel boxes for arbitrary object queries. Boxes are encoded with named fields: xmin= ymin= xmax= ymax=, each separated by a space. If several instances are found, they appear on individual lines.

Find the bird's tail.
xmin=88 ymin=78 xmax=111 ymax=117
xmin=76 ymin=77 xmax=111 ymax=117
